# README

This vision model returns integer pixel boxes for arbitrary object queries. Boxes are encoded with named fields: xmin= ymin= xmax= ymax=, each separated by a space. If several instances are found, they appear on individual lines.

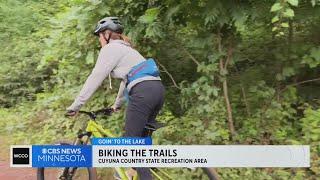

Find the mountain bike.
xmin=36 ymin=108 xmax=219 ymax=180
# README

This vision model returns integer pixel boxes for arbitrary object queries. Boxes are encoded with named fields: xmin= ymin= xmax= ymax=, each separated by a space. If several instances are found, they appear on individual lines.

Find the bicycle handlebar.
xmin=78 ymin=108 xmax=113 ymax=120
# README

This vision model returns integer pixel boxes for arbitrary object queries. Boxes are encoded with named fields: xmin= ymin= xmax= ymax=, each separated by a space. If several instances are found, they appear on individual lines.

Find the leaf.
xmin=165 ymin=5 xmax=181 ymax=23
xmin=283 ymin=8 xmax=295 ymax=17
xmin=281 ymin=22 xmax=289 ymax=27
xmin=138 ymin=7 xmax=160 ymax=24
xmin=276 ymin=73 xmax=283 ymax=81
xmin=287 ymin=0 xmax=299 ymax=6
xmin=272 ymin=27 xmax=278 ymax=31
xmin=272 ymin=16 xmax=279 ymax=23
xmin=232 ymin=9 xmax=248 ymax=31
xmin=271 ymin=3 xmax=282 ymax=12
xmin=282 ymin=67 xmax=295 ymax=77
xmin=85 ymin=51 xmax=94 ymax=64
xmin=310 ymin=47 xmax=320 ymax=61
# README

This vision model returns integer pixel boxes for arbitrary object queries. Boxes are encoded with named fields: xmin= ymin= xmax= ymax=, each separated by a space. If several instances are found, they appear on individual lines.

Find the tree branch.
xmin=172 ymin=38 xmax=201 ymax=66
xmin=260 ymin=77 xmax=320 ymax=120
xmin=157 ymin=61 xmax=181 ymax=89
xmin=181 ymin=47 xmax=201 ymax=66
xmin=241 ymin=84 xmax=251 ymax=116
xmin=279 ymin=77 xmax=320 ymax=94
xmin=224 ymin=46 xmax=233 ymax=70
xmin=232 ymin=65 xmax=251 ymax=117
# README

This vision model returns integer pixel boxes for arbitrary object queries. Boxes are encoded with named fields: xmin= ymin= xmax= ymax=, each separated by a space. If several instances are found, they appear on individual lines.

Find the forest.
xmin=0 ymin=0 xmax=319 ymax=179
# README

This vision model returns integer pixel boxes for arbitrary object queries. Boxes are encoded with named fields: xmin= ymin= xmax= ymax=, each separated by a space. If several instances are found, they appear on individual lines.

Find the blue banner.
xmin=32 ymin=145 xmax=92 ymax=167
xmin=92 ymin=137 xmax=152 ymax=145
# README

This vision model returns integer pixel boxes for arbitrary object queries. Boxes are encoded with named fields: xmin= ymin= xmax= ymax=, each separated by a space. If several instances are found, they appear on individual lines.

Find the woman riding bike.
xmin=66 ymin=17 xmax=165 ymax=180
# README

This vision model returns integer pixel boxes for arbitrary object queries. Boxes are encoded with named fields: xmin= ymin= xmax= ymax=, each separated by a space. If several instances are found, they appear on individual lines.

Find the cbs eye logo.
xmin=11 ymin=146 xmax=31 ymax=167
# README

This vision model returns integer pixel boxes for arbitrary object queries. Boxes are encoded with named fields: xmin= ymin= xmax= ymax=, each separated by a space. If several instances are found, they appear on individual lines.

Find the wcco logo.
xmin=13 ymin=153 xmax=29 ymax=158
xmin=10 ymin=146 xmax=32 ymax=167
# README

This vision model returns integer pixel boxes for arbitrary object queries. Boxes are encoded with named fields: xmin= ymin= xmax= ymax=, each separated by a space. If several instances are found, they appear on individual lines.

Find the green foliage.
xmin=0 ymin=0 xmax=56 ymax=107
xmin=302 ymin=47 xmax=320 ymax=68
xmin=288 ymin=0 xmax=299 ymax=6
xmin=301 ymin=108 xmax=320 ymax=142
xmin=300 ymin=108 xmax=320 ymax=177
xmin=1 ymin=0 xmax=320 ymax=179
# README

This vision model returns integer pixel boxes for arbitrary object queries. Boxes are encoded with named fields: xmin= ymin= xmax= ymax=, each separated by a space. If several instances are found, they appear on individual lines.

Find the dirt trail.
xmin=0 ymin=136 xmax=37 ymax=180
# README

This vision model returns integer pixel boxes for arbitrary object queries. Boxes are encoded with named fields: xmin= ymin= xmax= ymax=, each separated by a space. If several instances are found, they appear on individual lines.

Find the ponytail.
xmin=109 ymin=31 xmax=134 ymax=47
xmin=120 ymin=34 xmax=133 ymax=47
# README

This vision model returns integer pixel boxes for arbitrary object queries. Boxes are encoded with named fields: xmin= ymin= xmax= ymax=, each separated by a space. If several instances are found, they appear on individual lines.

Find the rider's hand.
xmin=111 ymin=105 xmax=120 ymax=112
xmin=65 ymin=110 xmax=78 ymax=117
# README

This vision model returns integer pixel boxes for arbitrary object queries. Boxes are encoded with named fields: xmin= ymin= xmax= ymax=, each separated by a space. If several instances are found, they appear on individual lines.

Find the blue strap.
xmin=124 ymin=88 xmax=129 ymax=102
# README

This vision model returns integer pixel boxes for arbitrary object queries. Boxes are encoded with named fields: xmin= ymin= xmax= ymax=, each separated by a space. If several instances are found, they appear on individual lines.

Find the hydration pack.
xmin=127 ymin=58 xmax=160 ymax=85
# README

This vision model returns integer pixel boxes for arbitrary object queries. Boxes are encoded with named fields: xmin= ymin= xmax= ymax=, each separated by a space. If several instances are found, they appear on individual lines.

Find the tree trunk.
xmin=220 ymin=63 xmax=236 ymax=138
xmin=240 ymin=84 xmax=251 ymax=116
xmin=217 ymin=31 xmax=236 ymax=139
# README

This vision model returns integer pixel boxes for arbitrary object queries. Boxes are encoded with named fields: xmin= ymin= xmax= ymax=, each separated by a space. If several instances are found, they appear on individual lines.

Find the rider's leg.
xmin=147 ymin=91 xmax=165 ymax=128
xmin=125 ymin=95 xmax=153 ymax=180
xmin=124 ymin=80 xmax=165 ymax=180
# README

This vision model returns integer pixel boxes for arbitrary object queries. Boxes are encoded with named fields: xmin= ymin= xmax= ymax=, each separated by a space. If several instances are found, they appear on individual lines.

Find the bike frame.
xmin=77 ymin=119 xmax=130 ymax=180
xmin=86 ymin=119 xmax=115 ymax=138
xmin=73 ymin=110 xmax=173 ymax=180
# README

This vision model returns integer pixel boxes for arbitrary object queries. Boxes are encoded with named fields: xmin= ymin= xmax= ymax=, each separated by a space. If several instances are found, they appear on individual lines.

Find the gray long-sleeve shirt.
xmin=67 ymin=39 xmax=161 ymax=111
